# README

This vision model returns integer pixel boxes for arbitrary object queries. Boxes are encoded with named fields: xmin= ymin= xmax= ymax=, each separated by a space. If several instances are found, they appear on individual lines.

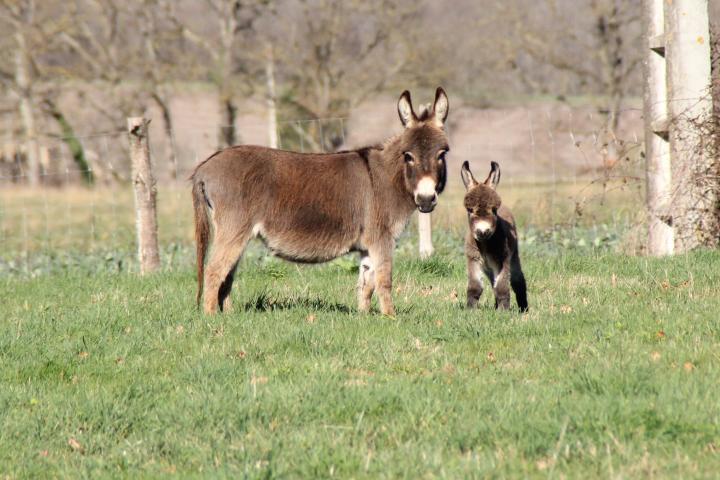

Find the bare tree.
xmin=0 ymin=0 xmax=96 ymax=184
xmin=267 ymin=0 xmax=415 ymax=151
xmin=505 ymin=0 xmax=641 ymax=164
xmin=59 ymin=0 xmax=148 ymax=125
xmin=0 ymin=1 xmax=42 ymax=185
xmin=265 ymin=44 xmax=279 ymax=148
xmin=167 ymin=0 xmax=271 ymax=149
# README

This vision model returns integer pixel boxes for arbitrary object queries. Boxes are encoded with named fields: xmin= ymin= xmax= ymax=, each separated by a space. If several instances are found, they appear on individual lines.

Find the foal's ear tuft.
xmin=397 ymin=90 xmax=417 ymax=128
xmin=432 ymin=87 xmax=449 ymax=127
xmin=483 ymin=161 xmax=501 ymax=190
xmin=460 ymin=160 xmax=478 ymax=190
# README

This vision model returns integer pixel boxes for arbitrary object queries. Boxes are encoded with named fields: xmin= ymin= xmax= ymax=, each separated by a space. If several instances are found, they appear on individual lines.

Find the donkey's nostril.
xmin=415 ymin=193 xmax=437 ymax=213
xmin=474 ymin=228 xmax=492 ymax=239
xmin=416 ymin=193 xmax=437 ymax=204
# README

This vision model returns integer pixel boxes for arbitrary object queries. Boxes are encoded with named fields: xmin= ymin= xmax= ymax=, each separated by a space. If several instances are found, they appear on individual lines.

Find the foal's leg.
xmin=203 ymin=228 xmax=251 ymax=314
xmin=368 ymin=240 xmax=395 ymax=316
xmin=510 ymin=256 xmax=528 ymax=312
xmin=466 ymin=257 xmax=484 ymax=309
xmin=493 ymin=260 xmax=511 ymax=310
xmin=357 ymin=251 xmax=375 ymax=312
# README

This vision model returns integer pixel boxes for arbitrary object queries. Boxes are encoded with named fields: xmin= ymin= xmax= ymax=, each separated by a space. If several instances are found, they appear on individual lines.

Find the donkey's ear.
xmin=397 ymin=90 xmax=417 ymax=128
xmin=432 ymin=87 xmax=449 ymax=127
xmin=483 ymin=161 xmax=501 ymax=190
xmin=461 ymin=161 xmax=478 ymax=190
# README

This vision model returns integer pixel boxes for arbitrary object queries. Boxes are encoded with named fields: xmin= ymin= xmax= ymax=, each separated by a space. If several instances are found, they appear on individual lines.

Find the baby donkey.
xmin=461 ymin=161 xmax=528 ymax=312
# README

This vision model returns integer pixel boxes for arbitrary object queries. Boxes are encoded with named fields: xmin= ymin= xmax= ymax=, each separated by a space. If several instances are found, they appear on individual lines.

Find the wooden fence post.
xmin=418 ymin=212 xmax=433 ymax=259
xmin=642 ymin=0 xmax=673 ymax=255
xmin=128 ymin=117 xmax=161 ymax=274
xmin=665 ymin=0 xmax=717 ymax=252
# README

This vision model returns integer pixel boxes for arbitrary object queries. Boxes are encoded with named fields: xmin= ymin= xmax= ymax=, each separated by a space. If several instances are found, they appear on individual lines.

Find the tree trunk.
xmin=128 ymin=117 xmax=161 ymax=274
xmin=665 ymin=0 xmax=718 ymax=251
xmin=151 ymin=92 xmax=178 ymax=180
xmin=217 ymin=4 xmax=238 ymax=149
xmin=42 ymin=99 xmax=93 ymax=185
xmin=14 ymin=31 xmax=41 ymax=187
xmin=266 ymin=48 xmax=279 ymax=149
xmin=218 ymin=95 xmax=237 ymax=148
xmin=642 ymin=0 xmax=673 ymax=255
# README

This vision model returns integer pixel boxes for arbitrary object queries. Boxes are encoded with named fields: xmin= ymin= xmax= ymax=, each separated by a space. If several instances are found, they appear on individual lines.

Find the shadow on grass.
xmin=243 ymin=291 xmax=353 ymax=313
xmin=242 ymin=291 xmax=417 ymax=315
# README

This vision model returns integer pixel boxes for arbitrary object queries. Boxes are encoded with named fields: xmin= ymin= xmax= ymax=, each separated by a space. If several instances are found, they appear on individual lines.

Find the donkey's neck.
xmin=372 ymin=134 xmax=416 ymax=220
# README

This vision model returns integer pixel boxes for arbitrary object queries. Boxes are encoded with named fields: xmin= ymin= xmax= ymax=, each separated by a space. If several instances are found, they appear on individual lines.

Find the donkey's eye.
xmin=403 ymin=152 xmax=414 ymax=163
xmin=438 ymin=150 xmax=447 ymax=162
xmin=492 ymin=207 xmax=498 ymax=215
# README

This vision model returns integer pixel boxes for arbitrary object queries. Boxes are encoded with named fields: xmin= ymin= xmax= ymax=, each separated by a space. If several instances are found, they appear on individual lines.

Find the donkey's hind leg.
xmin=510 ymin=256 xmax=528 ymax=312
xmin=357 ymin=252 xmax=375 ymax=312
xmin=218 ymin=261 xmax=240 ymax=312
xmin=492 ymin=262 xmax=511 ymax=310
xmin=203 ymin=229 xmax=251 ymax=314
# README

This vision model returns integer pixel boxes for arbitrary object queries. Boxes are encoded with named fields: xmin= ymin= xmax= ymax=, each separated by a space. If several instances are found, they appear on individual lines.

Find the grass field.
xmin=1 ymin=234 xmax=719 ymax=477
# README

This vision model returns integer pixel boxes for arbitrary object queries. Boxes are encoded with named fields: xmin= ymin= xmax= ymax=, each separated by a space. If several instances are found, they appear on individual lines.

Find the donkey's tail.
xmin=192 ymin=180 xmax=210 ymax=308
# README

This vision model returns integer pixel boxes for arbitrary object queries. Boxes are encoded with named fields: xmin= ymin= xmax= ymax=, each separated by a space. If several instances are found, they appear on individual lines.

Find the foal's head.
xmin=396 ymin=87 xmax=450 ymax=213
xmin=461 ymin=161 xmax=502 ymax=240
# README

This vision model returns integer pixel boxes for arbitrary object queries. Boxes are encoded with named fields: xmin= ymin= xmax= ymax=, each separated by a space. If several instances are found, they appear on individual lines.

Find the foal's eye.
xmin=438 ymin=150 xmax=447 ymax=162
xmin=403 ymin=152 xmax=414 ymax=163
xmin=492 ymin=207 xmax=498 ymax=215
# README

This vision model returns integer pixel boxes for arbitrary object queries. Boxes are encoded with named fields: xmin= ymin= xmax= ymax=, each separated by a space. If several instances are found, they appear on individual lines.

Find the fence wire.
xmin=0 ymin=102 xmax=658 ymax=273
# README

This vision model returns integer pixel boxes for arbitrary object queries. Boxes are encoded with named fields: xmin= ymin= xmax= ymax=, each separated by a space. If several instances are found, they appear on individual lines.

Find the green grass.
xmin=1 ymin=239 xmax=719 ymax=478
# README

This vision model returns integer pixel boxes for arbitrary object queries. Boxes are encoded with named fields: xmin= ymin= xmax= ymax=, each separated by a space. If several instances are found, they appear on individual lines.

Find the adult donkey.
xmin=191 ymin=87 xmax=450 ymax=314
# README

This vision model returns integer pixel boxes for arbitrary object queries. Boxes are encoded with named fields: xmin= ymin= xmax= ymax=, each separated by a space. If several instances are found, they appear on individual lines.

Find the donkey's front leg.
xmin=466 ymin=257 xmax=484 ymax=308
xmin=369 ymin=241 xmax=395 ymax=316
xmin=357 ymin=252 xmax=375 ymax=313
xmin=493 ymin=260 xmax=512 ymax=310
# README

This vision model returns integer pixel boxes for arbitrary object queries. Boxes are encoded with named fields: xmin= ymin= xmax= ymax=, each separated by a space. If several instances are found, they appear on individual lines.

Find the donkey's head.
xmin=461 ymin=161 xmax=502 ymax=240
xmin=396 ymin=87 xmax=450 ymax=213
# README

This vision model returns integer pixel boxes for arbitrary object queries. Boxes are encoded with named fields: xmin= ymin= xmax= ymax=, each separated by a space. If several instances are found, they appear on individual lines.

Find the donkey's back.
xmin=192 ymin=145 xmax=372 ymax=264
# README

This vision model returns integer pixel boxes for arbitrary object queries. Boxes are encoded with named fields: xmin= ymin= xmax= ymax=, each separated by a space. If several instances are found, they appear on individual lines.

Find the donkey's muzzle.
xmin=415 ymin=193 xmax=437 ymax=213
xmin=473 ymin=230 xmax=492 ymax=241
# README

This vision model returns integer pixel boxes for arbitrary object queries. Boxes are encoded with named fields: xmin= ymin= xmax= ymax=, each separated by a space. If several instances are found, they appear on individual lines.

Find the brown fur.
xmin=461 ymin=161 xmax=528 ymax=312
xmin=191 ymin=88 xmax=450 ymax=314
xmin=191 ymin=180 xmax=210 ymax=306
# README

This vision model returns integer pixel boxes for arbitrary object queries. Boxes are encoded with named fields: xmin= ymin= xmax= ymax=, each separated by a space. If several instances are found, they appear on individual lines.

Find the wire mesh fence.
xmin=0 ymin=103 xmax=652 ymax=274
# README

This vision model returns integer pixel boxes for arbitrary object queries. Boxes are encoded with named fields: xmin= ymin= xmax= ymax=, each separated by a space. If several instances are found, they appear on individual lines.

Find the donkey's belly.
xmin=257 ymin=225 xmax=359 ymax=264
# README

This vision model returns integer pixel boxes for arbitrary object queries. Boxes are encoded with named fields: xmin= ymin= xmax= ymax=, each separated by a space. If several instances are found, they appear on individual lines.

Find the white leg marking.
xmin=359 ymin=256 xmax=374 ymax=287
xmin=468 ymin=260 xmax=484 ymax=286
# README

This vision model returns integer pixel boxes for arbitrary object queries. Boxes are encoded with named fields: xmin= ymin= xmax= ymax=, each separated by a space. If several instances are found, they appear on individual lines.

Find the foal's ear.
xmin=461 ymin=161 xmax=478 ymax=190
xmin=483 ymin=161 xmax=501 ymax=190
xmin=397 ymin=90 xmax=417 ymax=128
xmin=432 ymin=87 xmax=449 ymax=128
